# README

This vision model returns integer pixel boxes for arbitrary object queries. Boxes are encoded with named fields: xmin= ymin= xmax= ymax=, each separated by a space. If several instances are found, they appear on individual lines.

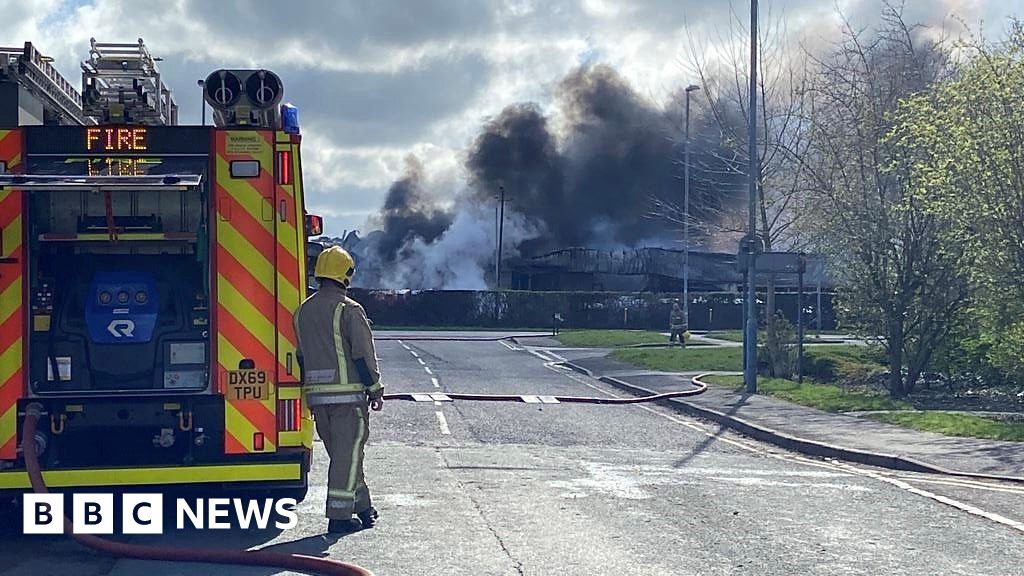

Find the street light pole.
xmin=744 ymin=0 xmax=760 ymax=393
xmin=197 ymin=79 xmax=206 ymax=126
xmin=683 ymin=84 xmax=700 ymax=327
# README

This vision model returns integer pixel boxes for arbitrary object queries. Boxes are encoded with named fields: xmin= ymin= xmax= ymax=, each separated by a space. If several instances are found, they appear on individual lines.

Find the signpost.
xmin=736 ymin=247 xmax=809 ymax=384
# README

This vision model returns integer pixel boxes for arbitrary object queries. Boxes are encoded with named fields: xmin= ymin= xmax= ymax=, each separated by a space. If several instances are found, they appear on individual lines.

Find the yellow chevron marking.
xmin=218 ymin=222 xmax=275 ymax=294
xmin=1 ymin=214 xmax=21 ymax=258
xmin=217 ymin=333 xmax=243 ymax=376
xmin=0 ymin=280 xmax=21 ymax=326
xmin=216 ymin=158 xmax=273 ymax=232
xmin=225 ymin=401 xmax=277 ymax=452
xmin=0 ymin=339 xmax=22 ymax=384
xmin=277 ymin=219 xmax=299 ymax=260
xmin=0 ymin=402 xmax=16 ymax=447
xmin=217 ymin=274 xmax=275 ymax=356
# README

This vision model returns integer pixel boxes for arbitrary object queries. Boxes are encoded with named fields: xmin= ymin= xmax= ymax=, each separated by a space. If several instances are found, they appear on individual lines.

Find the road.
xmin=2 ymin=333 xmax=1023 ymax=575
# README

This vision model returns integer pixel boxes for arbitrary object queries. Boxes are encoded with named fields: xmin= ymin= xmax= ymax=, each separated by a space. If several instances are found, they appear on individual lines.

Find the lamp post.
xmin=683 ymin=84 xmax=700 ymax=327
xmin=197 ymin=79 xmax=206 ymax=126
xmin=744 ymin=0 xmax=760 ymax=393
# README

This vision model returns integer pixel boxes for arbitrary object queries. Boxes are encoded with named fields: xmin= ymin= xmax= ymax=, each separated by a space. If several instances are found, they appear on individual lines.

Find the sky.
xmin=3 ymin=0 xmax=1021 ymax=237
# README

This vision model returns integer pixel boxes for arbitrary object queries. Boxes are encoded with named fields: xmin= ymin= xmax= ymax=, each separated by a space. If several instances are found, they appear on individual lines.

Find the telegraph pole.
xmin=744 ymin=0 xmax=760 ymax=393
xmin=684 ymin=84 xmax=700 ymax=327
xmin=496 ymin=185 xmax=506 ymax=288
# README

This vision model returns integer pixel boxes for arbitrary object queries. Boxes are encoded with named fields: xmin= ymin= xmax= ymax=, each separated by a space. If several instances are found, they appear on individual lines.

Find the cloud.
xmin=2 ymin=0 xmax=1021 ymax=239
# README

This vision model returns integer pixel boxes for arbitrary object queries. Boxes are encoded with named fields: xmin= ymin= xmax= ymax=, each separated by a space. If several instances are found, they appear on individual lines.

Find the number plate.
xmin=224 ymin=369 xmax=271 ymax=401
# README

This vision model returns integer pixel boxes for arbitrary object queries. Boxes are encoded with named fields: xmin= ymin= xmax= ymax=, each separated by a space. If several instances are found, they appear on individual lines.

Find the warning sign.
xmin=225 ymin=132 xmax=265 ymax=155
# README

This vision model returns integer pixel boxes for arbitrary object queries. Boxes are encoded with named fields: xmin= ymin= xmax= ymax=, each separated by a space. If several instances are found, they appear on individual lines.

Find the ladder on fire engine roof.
xmin=80 ymin=38 xmax=178 ymax=126
xmin=0 ymin=42 xmax=92 ymax=126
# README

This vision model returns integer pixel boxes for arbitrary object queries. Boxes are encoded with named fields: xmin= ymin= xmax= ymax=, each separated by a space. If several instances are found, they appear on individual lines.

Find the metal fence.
xmin=350 ymin=289 xmax=836 ymax=331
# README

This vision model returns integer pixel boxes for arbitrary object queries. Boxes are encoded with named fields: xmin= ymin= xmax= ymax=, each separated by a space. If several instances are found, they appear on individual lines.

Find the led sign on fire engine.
xmin=25 ymin=125 xmax=211 ymax=155
xmin=86 ymin=127 xmax=149 ymax=152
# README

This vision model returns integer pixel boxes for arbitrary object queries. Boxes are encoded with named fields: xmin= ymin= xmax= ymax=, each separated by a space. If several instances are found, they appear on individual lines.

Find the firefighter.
xmin=293 ymin=246 xmax=384 ymax=534
xmin=669 ymin=300 xmax=688 ymax=348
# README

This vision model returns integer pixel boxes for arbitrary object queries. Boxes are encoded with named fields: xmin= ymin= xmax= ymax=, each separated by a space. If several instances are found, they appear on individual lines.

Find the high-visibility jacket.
xmin=669 ymin=307 xmax=687 ymax=330
xmin=293 ymin=283 xmax=382 ymax=405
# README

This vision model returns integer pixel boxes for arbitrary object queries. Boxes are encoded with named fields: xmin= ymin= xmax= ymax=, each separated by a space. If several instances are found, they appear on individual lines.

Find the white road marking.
xmin=417 ymin=358 xmax=426 ymax=365
xmin=831 ymin=462 xmax=1024 ymax=534
xmin=890 ymin=474 xmax=1024 ymax=495
xmin=528 ymin=348 xmax=556 ymax=362
xmin=424 ymin=366 xmax=434 ymax=375
xmin=435 ymin=411 xmax=451 ymax=435
xmin=410 ymin=350 xmax=420 ymax=358
xmin=550 ymin=462 xmax=868 ymax=501
xmin=431 ymin=377 xmax=440 ymax=388
xmin=542 ymin=348 xmax=568 ymax=362
xmin=500 ymin=339 xmax=523 ymax=351
xmin=537 ymin=356 xmax=1024 ymax=531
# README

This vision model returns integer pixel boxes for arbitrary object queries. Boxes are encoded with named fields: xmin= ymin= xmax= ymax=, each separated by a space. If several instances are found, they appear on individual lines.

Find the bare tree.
xmin=798 ymin=3 xmax=968 ymax=397
xmin=651 ymin=1 xmax=816 ymax=376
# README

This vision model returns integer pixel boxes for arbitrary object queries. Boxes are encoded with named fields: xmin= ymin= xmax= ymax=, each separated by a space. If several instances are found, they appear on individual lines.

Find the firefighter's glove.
xmin=370 ymin=397 xmax=384 ymax=412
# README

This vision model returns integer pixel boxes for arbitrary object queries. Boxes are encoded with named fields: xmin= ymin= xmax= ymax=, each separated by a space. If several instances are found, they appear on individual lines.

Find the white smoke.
xmin=368 ymin=202 xmax=541 ymax=290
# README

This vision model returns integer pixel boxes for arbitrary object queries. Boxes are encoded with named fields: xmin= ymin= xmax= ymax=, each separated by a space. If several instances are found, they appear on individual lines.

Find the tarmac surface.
xmin=1 ymin=332 xmax=1022 ymax=575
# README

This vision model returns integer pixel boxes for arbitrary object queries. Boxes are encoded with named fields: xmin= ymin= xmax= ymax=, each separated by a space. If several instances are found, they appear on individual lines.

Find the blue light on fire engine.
xmin=281 ymin=103 xmax=300 ymax=134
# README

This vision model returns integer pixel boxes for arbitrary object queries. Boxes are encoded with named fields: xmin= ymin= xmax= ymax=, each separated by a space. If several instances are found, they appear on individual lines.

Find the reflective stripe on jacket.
xmin=293 ymin=283 xmax=383 ymax=405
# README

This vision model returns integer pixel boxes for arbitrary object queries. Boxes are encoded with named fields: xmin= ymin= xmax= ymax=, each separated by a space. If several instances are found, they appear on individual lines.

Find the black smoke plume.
xmin=353 ymin=64 xmax=744 ymax=288
xmin=466 ymin=64 xmax=741 ymax=253
xmin=373 ymin=157 xmax=453 ymax=263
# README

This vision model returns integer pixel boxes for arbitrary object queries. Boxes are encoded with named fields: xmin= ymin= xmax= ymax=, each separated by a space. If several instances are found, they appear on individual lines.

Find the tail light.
xmin=277 ymin=398 xmax=301 ymax=431
xmin=277 ymin=150 xmax=292 ymax=184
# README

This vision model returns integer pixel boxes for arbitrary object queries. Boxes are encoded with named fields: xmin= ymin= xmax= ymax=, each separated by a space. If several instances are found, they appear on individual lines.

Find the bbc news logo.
xmin=23 ymin=494 xmax=298 ymax=534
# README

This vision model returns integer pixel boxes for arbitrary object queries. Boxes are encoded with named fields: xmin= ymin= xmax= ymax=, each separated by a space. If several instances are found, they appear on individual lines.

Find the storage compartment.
xmin=26 ymin=186 xmax=211 ymax=395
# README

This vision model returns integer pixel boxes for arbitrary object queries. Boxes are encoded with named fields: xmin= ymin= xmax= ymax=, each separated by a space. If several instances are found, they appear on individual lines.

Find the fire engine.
xmin=0 ymin=39 xmax=321 ymax=498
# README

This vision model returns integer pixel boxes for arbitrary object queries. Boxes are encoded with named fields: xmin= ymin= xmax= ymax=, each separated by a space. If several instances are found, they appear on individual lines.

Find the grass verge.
xmin=705 ymin=375 xmax=911 ymax=412
xmin=704 ymin=330 xmax=760 ymax=342
xmin=555 ymin=330 xmax=671 ymax=347
xmin=864 ymin=411 xmax=1024 ymax=442
xmin=706 ymin=330 xmax=848 ymax=342
xmin=611 ymin=346 xmax=743 ymax=372
xmin=704 ymin=376 xmax=1023 ymax=442
xmin=610 ymin=344 xmax=863 ymax=375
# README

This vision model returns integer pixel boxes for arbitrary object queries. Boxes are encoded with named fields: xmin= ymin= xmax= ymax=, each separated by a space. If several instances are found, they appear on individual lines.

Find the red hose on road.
xmin=382 ymin=380 xmax=707 ymax=404
xmin=22 ymin=403 xmax=373 ymax=576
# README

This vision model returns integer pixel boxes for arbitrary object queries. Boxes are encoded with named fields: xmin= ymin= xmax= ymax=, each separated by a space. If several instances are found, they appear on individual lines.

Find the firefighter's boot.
xmin=357 ymin=507 xmax=379 ymax=529
xmin=328 ymin=517 xmax=362 ymax=534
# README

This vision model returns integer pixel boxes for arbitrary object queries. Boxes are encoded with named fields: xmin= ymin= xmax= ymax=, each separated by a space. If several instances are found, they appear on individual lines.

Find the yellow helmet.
xmin=314 ymin=246 xmax=356 ymax=287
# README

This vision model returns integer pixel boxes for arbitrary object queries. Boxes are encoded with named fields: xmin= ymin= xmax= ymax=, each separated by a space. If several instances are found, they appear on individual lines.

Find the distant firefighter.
xmin=669 ymin=301 xmax=689 ymax=348
xmin=552 ymin=312 xmax=564 ymax=335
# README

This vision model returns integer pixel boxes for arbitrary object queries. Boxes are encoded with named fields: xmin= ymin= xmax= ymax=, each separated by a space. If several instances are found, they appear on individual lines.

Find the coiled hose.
xmin=22 ymin=402 xmax=373 ymax=576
